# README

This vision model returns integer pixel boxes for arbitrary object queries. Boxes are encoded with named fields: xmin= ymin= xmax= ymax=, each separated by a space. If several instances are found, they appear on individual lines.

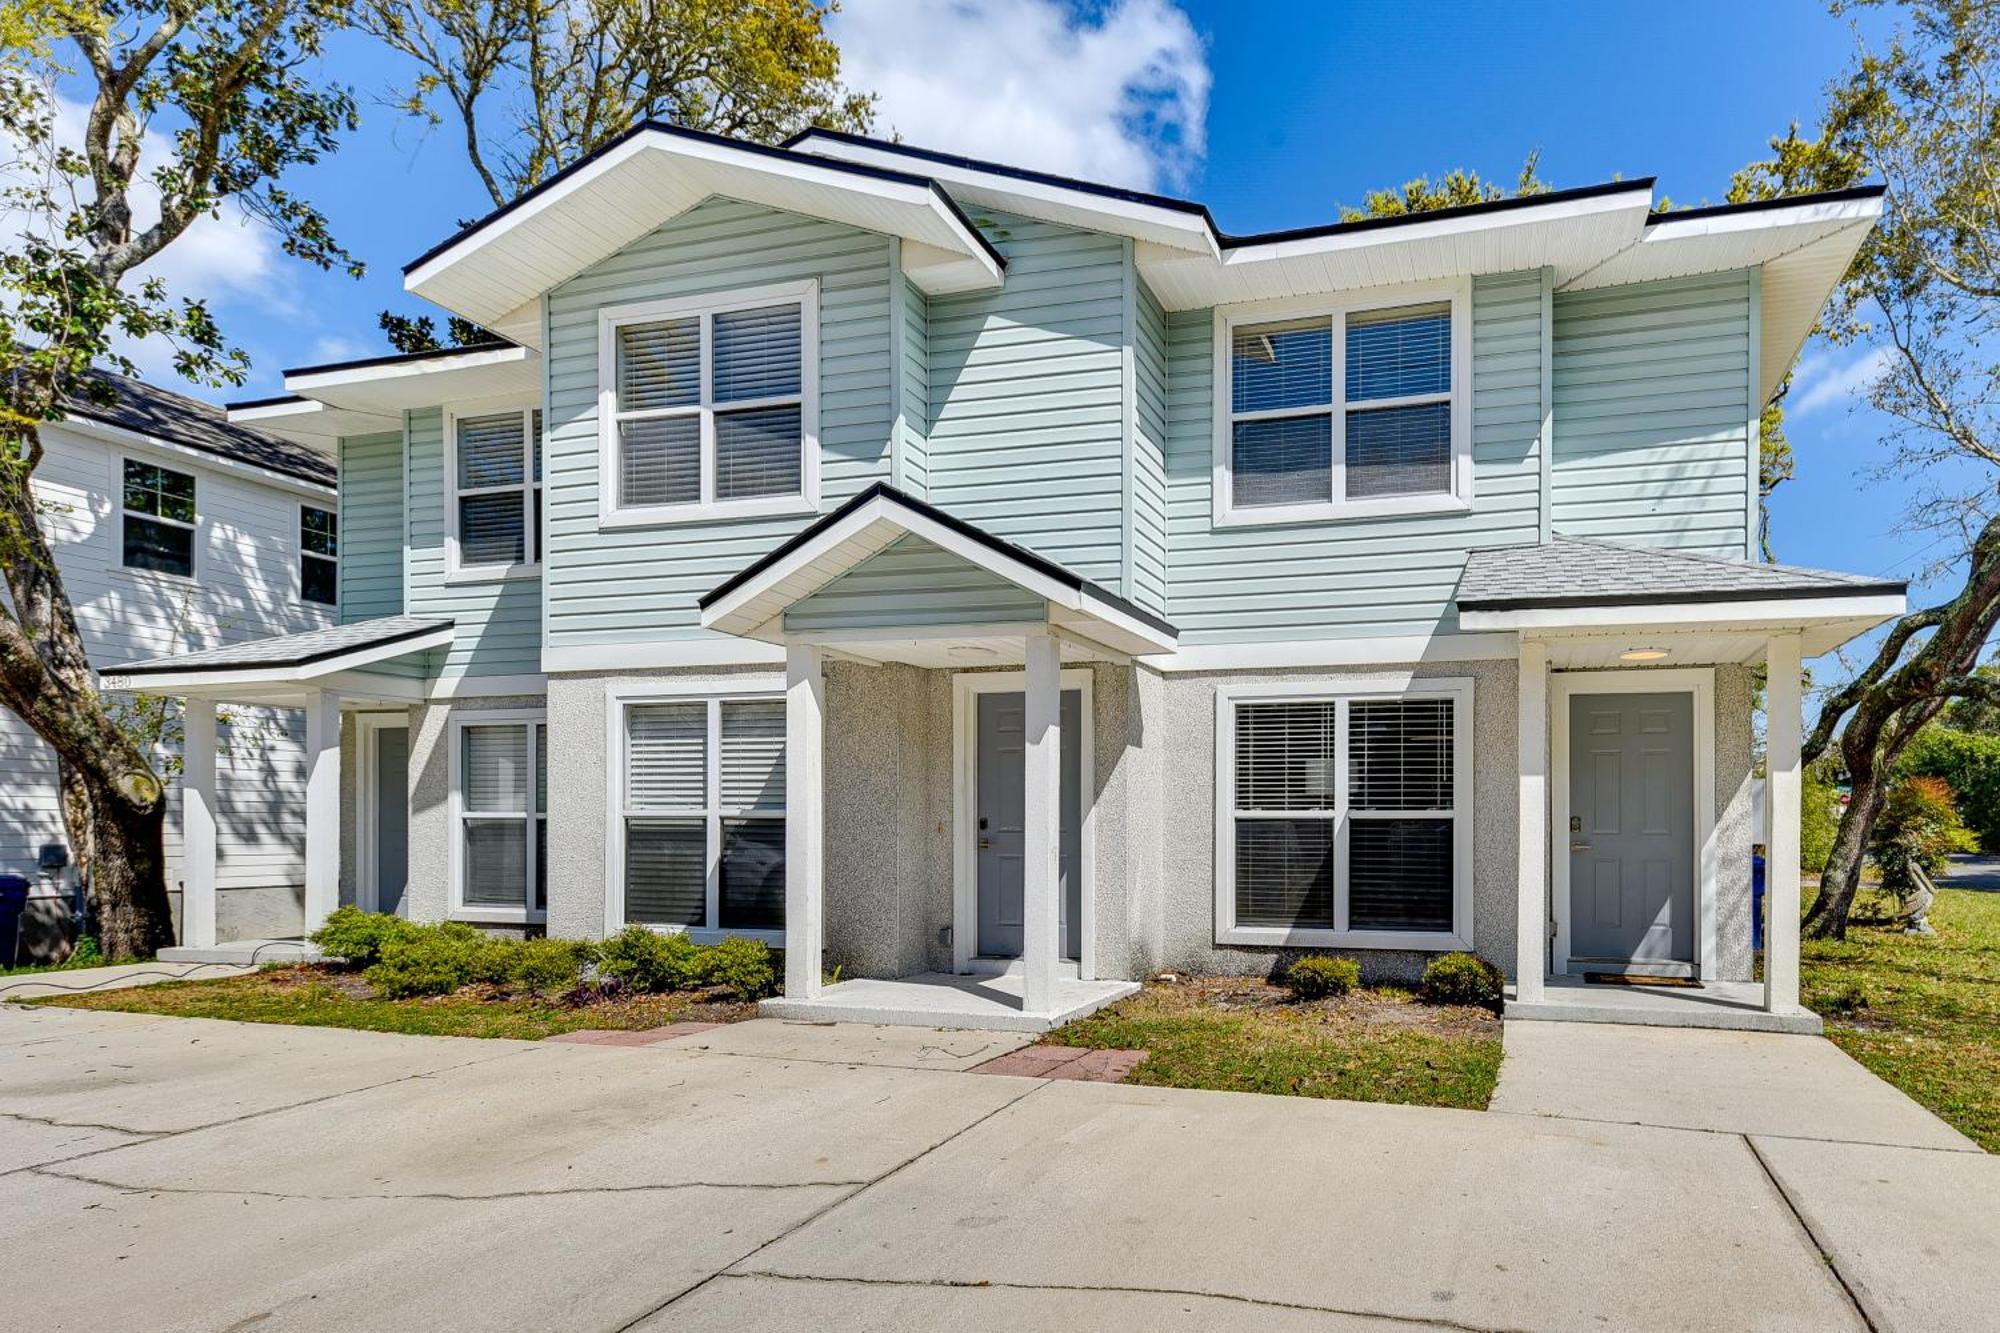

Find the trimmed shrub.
xmin=310 ymin=906 xmax=417 ymax=969
xmin=597 ymin=925 xmax=705 ymax=994
xmin=702 ymin=936 xmax=777 ymax=1000
xmin=508 ymin=937 xmax=597 ymax=997
xmin=1285 ymin=955 xmax=1360 ymax=1000
xmin=364 ymin=923 xmax=494 ymax=999
xmin=1419 ymin=952 xmax=1503 ymax=1008
xmin=1899 ymin=726 xmax=2000 ymax=852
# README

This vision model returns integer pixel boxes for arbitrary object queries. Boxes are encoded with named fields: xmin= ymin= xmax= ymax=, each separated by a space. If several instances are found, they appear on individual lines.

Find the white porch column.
xmin=784 ymin=644 xmax=826 ymax=1002
xmin=180 ymin=697 xmax=218 ymax=950
xmin=1765 ymin=632 xmax=1804 ymax=1015
xmin=303 ymin=689 xmax=341 ymax=935
xmin=1021 ymin=629 xmax=1062 ymax=1016
xmin=1515 ymin=638 xmax=1549 ymax=1002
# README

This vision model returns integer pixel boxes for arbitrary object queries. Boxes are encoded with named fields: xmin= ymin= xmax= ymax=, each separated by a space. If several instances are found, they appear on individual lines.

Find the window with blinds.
xmin=452 ymin=407 xmax=542 ymax=572
xmin=1219 ymin=290 xmax=1461 ymax=522
xmin=1223 ymin=686 xmax=1467 ymax=945
xmin=456 ymin=719 xmax=547 ymax=917
xmin=605 ymin=286 xmax=812 ymax=517
xmin=620 ymin=695 xmax=786 ymax=934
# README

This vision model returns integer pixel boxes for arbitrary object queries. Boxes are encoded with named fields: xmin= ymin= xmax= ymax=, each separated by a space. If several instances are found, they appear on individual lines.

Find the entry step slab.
xmin=760 ymin=972 xmax=1140 ymax=1033
xmin=158 ymin=938 xmax=321 ymax=966
xmin=1507 ymin=976 xmax=1823 ymax=1034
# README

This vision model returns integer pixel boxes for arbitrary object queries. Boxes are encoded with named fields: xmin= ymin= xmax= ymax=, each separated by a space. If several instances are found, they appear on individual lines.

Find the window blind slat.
xmin=1235 ymin=701 xmax=1337 ymax=810
xmin=618 ymin=317 xmax=700 ymax=412
xmin=713 ymin=304 xmax=802 ymax=402
xmin=1234 ymin=819 xmax=1333 ymax=928
xmin=1231 ymin=416 xmax=1331 ymax=508
xmin=1231 ymin=318 xmax=1330 ymax=414
xmin=463 ymin=820 xmax=527 ymax=905
xmin=624 ymin=818 xmax=705 ymax=926
xmin=619 ymin=417 xmax=700 ymax=507
xmin=1346 ymin=304 xmax=1450 ymax=402
xmin=1345 ymin=402 xmax=1451 ymax=500
xmin=458 ymin=492 xmax=524 ymax=566
xmin=457 ymin=413 xmax=526 ymax=490
xmin=627 ymin=703 xmax=706 ymax=808
xmin=463 ymin=725 xmax=528 ymax=812
xmin=715 ymin=405 xmax=803 ymax=500
xmin=720 ymin=701 xmax=786 ymax=809
xmin=1348 ymin=818 xmax=1454 ymax=931
xmin=1349 ymin=699 xmax=1454 ymax=810
xmin=720 ymin=819 xmax=785 ymax=928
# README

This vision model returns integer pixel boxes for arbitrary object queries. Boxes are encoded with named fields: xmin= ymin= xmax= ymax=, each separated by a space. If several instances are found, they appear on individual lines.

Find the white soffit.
xmin=403 ymin=127 xmax=1004 ymax=330
xmin=225 ymin=396 xmax=398 ymax=444
xmin=283 ymin=344 xmax=541 ymax=415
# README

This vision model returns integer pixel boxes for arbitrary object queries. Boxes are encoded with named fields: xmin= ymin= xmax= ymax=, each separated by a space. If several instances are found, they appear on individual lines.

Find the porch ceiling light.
xmin=1619 ymin=647 xmax=1670 ymax=662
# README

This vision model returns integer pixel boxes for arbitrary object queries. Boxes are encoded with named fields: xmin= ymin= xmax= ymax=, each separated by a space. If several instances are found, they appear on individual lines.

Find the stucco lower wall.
xmin=1712 ymin=663 xmax=1756 ymax=982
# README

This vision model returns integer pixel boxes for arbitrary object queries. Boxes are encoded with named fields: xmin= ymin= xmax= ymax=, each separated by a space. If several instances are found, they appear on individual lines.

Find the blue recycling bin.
xmin=0 ymin=873 xmax=29 ymax=969
xmin=1751 ymin=853 xmax=1766 ymax=952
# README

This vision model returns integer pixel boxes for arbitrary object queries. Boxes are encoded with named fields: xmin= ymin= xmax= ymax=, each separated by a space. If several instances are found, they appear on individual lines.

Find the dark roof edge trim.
xmin=1220 ymin=178 xmax=1657 ymax=249
xmin=283 ymin=340 xmax=523 ymax=380
xmin=225 ymin=393 xmax=311 ymax=411
xmin=700 ymin=481 xmax=1178 ymax=639
xmin=1647 ymin=184 xmax=1886 ymax=225
xmin=111 ymin=621 xmax=449 ymax=677
xmin=1458 ymin=581 xmax=1907 ymax=613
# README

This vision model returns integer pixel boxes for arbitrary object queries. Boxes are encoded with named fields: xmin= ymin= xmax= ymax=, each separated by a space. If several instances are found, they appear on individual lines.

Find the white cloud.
xmin=829 ymin=0 xmax=1210 ymax=192
xmin=1790 ymin=346 xmax=1892 ymax=417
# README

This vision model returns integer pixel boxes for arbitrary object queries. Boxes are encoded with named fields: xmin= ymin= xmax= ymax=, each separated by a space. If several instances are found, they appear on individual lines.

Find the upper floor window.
xmin=1214 ymin=282 xmax=1470 ymax=526
xmin=449 ymin=406 xmax=541 ymax=577
xmin=121 ymin=459 xmax=196 ymax=577
xmin=300 ymin=504 xmax=337 ymax=606
xmin=598 ymin=280 xmax=819 ymax=526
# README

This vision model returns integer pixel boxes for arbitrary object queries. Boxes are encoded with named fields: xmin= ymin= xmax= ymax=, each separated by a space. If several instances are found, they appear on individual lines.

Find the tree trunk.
xmin=0 ymin=423 xmax=177 ymax=959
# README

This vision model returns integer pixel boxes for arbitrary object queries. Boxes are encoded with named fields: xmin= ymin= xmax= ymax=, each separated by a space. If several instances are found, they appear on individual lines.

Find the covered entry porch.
xmin=699 ymin=484 xmax=1174 ymax=1030
xmin=1456 ymin=537 xmax=1907 ymax=1035
xmin=100 ymin=616 xmax=451 ymax=963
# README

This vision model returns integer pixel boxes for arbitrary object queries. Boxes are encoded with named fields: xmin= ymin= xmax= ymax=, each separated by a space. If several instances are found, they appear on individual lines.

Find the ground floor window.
xmin=619 ymin=693 xmax=786 ymax=934
xmin=452 ymin=714 xmax=547 ymax=920
xmin=1216 ymin=678 xmax=1472 ymax=949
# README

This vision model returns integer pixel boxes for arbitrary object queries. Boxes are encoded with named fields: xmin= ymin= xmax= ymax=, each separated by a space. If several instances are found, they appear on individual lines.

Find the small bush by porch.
xmin=1047 ymin=973 xmax=1504 ymax=1110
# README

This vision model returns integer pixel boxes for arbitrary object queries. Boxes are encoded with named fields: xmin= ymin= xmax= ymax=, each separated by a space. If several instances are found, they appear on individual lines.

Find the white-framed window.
xmin=596 ymin=279 xmax=819 ymax=527
xmin=299 ymin=503 xmax=337 ymax=606
xmin=1214 ymin=677 xmax=1473 ymax=951
xmin=608 ymin=680 xmax=787 ymax=941
xmin=121 ymin=457 xmax=197 ymax=578
xmin=1211 ymin=279 xmax=1471 ymax=527
xmin=448 ymin=711 xmax=547 ymax=922
xmin=446 ymin=405 xmax=541 ymax=578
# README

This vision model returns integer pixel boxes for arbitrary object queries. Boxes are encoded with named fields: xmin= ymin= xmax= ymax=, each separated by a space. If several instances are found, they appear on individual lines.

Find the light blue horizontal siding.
xmin=1131 ymin=278 xmax=1169 ymax=615
xmin=543 ymin=198 xmax=896 ymax=649
xmin=926 ymin=213 xmax=1128 ymax=588
xmin=1162 ymin=272 xmax=1545 ymax=642
xmin=784 ymin=534 xmax=1044 ymax=632
xmin=405 ymin=407 xmax=542 ymax=678
xmin=338 ymin=430 xmax=403 ymax=624
xmin=895 ymin=272 xmax=930 ymax=495
xmin=1550 ymin=270 xmax=1754 ymax=555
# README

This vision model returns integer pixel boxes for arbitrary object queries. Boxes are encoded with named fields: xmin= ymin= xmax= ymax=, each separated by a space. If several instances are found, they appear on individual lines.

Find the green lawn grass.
xmin=1803 ymin=885 xmax=2000 ymax=1152
xmin=26 ymin=964 xmax=754 ymax=1040
xmin=1052 ymin=979 xmax=1503 ymax=1110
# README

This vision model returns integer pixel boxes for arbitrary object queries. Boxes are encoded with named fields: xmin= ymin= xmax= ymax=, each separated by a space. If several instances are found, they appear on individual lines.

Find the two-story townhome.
xmin=6 ymin=373 xmax=337 ymax=960
xmin=111 ymin=126 xmax=1901 ymax=1034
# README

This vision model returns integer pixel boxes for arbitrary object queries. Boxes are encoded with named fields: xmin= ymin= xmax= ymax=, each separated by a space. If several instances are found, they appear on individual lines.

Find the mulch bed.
xmin=1148 ymin=973 xmax=1499 ymax=1037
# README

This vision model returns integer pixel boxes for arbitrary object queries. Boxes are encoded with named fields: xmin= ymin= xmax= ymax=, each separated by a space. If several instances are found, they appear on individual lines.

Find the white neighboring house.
xmin=1 ymin=372 xmax=337 ymax=960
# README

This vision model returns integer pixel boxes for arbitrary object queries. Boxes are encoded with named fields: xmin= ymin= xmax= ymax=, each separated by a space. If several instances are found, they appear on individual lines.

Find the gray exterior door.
xmin=976 ymin=689 xmax=1082 ymax=960
xmin=1567 ymin=692 xmax=1695 ymax=969
xmin=372 ymin=725 xmax=410 ymax=916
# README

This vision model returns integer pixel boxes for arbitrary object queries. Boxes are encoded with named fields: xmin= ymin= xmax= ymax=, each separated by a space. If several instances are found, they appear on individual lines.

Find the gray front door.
xmin=976 ymin=689 xmax=1082 ymax=960
xmin=1567 ymin=692 xmax=1695 ymax=969
xmin=373 ymin=725 xmax=410 ymax=916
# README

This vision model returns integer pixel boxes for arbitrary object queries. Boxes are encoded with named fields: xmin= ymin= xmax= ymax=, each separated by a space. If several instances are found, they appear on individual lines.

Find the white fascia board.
xmin=47 ymin=416 xmax=334 ymax=499
xmin=100 ymin=626 xmax=455 ymax=693
xmin=1219 ymin=187 xmax=1653 ymax=266
xmin=226 ymin=397 xmax=400 ymax=444
xmin=1639 ymin=194 xmax=1883 ymax=244
xmin=544 ymin=639 xmax=785 ymax=672
xmin=789 ymin=132 xmax=1219 ymax=257
xmin=285 ymin=343 xmax=534 ymax=396
xmin=1456 ymin=593 xmax=1907 ymax=634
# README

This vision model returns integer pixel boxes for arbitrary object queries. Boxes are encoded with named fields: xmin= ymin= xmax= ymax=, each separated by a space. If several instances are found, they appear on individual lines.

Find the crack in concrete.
xmin=30 ymin=1165 xmax=866 ymax=1205
xmin=1485 ymin=1106 xmax=1979 ymax=1155
xmin=612 ymin=1078 xmax=1054 ymax=1333
xmin=716 ymin=1270 xmax=1538 ymax=1333
xmin=0 ymin=1107 xmax=165 ymax=1136
xmin=1743 ymin=1134 xmax=1882 ymax=1333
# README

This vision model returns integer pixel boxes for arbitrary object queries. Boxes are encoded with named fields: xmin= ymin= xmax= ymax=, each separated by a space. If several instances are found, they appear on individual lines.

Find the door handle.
xmin=1569 ymin=841 xmax=1591 ymax=852
xmin=978 ymin=837 xmax=992 ymax=850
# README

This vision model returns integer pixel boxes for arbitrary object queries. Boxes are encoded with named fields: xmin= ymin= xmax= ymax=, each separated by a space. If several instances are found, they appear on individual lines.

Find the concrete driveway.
xmin=0 ymin=1004 xmax=1992 ymax=1333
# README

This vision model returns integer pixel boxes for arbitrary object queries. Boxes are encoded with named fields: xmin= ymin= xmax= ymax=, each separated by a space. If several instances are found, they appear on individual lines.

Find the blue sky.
xmin=96 ymin=0 xmax=1926 ymax=644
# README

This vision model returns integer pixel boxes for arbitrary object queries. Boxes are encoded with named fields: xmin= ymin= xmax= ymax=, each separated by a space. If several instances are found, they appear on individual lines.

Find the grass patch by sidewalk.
xmin=28 ymin=964 xmax=757 ymax=1040
xmin=1803 ymin=885 xmax=2000 ymax=1152
xmin=1050 ymin=976 xmax=1503 ymax=1110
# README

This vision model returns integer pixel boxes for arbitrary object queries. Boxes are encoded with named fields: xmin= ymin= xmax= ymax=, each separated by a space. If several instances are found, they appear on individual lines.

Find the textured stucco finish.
xmin=1711 ymin=663 xmax=1756 ymax=982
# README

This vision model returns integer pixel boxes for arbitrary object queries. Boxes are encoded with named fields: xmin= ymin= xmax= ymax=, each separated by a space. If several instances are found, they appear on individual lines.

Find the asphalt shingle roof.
xmin=61 ymin=371 xmax=334 ymax=488
xmin=1456 ymin=535 xmax=1905 ymax=611
xmin=110 ymin=616 xmax=450 ymax=677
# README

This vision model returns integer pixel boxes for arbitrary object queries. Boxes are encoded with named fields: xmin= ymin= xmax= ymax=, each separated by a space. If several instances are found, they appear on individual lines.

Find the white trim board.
xmin=951 ymin=668 xmax=1097 ymax=980
xmin=1549 ymin=668 xmax=1718 ymax=979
